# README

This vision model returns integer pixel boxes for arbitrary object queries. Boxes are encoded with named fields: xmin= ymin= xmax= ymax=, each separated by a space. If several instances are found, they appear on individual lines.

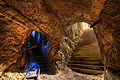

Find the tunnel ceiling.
xmin=0 ymin=0 xmax=105 ymax=47
xmin=0 ymin=0 xmax=105 ymax=60
xmin=1 ymin=0 xmax=105 ymax=27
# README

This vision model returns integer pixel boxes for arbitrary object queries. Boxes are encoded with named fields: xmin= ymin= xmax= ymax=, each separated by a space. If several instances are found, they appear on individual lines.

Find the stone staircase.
xmin=67 ymin=41 xmax=104 ymax=75
xmin=24 ymin=50 xmax=51 ymax=80
xmin=34 ymin=54 xmax=50 ymax=73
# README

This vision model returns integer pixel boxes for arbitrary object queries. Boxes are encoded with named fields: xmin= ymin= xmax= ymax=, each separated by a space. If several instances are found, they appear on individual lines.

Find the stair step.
xmin=67 ymin=64 xmax=104 ymax=70
xmin=73 ymin=52 xmax=90 ymax=54
xmin=68 ymin=60 xmax=103 ymax=65
xmin=35 ymin=57 xmax=44 ymax=59
xmin=38 ymin=62 xmax=47 ymax=65
xmin=69 ymin=67 xmax=103 ymax=75
xmin=34 ymin=56 xmax=45 ymax=58
xmin=70 ymin=57 xmax=99 ymax=61
xmin=71 ymin=56 xmax=90 ymax=57
xmin=40 ymin=68 xmax=47 ymax=71
xmin=38 ymin=63 xmax=47 ymax=67
xmin=38 ymin=61 xmax=46 ymax=63
xmin=35 ymin=56 xmax=44 ymax=58
xmin=72 ymin=54 xmax=94 ymax=57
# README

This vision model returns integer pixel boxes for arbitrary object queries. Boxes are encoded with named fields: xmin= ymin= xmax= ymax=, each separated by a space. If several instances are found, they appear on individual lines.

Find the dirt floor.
xmin=0 ymin=67 xmax=103 ymax=80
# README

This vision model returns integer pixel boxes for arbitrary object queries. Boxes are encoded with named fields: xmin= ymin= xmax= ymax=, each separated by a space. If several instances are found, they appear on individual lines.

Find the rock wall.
xmin=94 ymin=0 xmax=120 ymax=79
xmin=0 ymin=0 xmax=64 ymax=75
xmin=54 ymin=22 xmax=87 ymax=70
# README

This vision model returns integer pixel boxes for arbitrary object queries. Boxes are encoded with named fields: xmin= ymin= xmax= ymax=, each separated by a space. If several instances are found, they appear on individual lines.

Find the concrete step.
xmin=40 ymin=67 xmax=48 ymax=72
xmin=34 ymin=56 xmax=49 ymax=73
xmin=68 ymin=60 xmax=103 ymax=65
xmin=69 ymin=67 xmax=103 ymax=75
xmin=38 ymin=62 xmax=47 ymax=64
xmin=72 ymin=55 xmax=87 ymax=57
xmin=69 ymin=57 xmax=99 ymax=61
xmin=39 ymin=64 xmax=47 ymax=67
xmin=67 ymin=64 xmax=104 ymax=70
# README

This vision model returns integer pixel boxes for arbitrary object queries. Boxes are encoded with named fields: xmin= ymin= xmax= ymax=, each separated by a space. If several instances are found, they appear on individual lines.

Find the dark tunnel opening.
xmin=22 ymin=31 xmax=53 ymax=79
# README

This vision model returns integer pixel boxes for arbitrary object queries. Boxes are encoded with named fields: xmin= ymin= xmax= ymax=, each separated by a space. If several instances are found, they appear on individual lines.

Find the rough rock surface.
xmin=0 ymin=0 xmax=120 ymax=79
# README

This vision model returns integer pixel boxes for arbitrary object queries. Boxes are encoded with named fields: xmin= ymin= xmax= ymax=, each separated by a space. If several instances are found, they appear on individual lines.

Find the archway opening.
xmin=67 ymin=22 xmax=104 ymax=75
xmin=22 ymin=31 xmax=53 ymax=79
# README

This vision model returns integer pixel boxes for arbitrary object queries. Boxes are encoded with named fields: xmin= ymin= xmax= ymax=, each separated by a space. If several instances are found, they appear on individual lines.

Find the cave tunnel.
xmin=0 ymin=0 xmax=120 ymax=80
xmin=67 ymin=22 xmax=104 ymax=75
xmin=22 ymin=31 xmax=53 ymax=79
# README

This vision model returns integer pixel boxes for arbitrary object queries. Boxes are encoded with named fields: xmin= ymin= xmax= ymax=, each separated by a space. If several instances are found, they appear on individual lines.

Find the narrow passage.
xmin=68 ymin=29 xmax=104 ymax=75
